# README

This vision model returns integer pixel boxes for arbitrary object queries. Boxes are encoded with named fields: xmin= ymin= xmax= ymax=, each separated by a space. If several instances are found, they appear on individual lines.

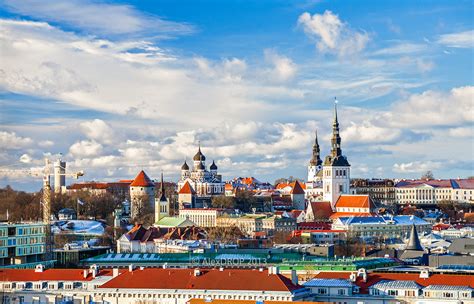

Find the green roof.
xmin=155 ymin=216 xmax=194 ymax=227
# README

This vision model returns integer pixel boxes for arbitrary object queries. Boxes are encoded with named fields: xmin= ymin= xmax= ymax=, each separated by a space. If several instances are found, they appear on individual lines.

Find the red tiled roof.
xmin=99 ymin=268 xmax=301 ymax=292
xmin=130 ymin=170 xmax=154 ymax=187
xmin=335 ymin=195 xmax=374 ymax=209
xmin=179 ymin=181 xmax=195 ymax=194
xmin=290 ymin=181 xmax=306 ymax=194
xmin=0 ymin=269 xmax=110 ymax=282
xmin=314 ymin=271 xmax=474 ymax=293
xmin=307 ymin=201 xmax=334 ymax=219
xmin=67 ymin=182 xmax=109 ymax=190
xmin=297 ymin=222 xmax=332 ymax=230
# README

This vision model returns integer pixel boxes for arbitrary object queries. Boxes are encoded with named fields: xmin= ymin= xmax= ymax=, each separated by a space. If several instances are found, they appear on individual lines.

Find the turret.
xmin=210 ymin=160 xmax=218 ymax=175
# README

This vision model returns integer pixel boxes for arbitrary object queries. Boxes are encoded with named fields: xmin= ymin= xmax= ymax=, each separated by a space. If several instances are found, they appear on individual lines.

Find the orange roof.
xmin=225 ymin=183 xmax=233 ymax=190
xmin=99 ymin=268 xmax=301 ymax=292
xmin=314 ymin=271 xmax=474 ymax=294
xmin=329 ymin=212 xmax=375 ymax=219
xmin=179 ymin=181 xmax=195 ymax=194
xmin=0 ymin=268 xmax=111 ymax=282
xmin=335 ymin=195 xmax=374 ymax=209
xmin=130 ymin=170 xmax=154 ymax=187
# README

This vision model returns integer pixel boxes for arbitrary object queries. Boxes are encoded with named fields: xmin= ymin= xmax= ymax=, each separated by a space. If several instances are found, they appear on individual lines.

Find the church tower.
xmin=155 ymin=172 xmax=170 ymax=222
xmin=307 ymin=130 xmax=323 ymax=182
xmin=323 ymin=101 xmax=351 ymax=207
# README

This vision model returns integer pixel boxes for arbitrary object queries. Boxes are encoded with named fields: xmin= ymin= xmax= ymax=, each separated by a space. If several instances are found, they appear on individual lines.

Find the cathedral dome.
xmin=196 ymin=161 xmax=205 ymax=170
xmin=181 ymin=161 xmax=189 ymax=170
xmin=193 ymin=147 xmax=206 ymax=161
xmin=210 ymin=160 xmax=218 ymax=170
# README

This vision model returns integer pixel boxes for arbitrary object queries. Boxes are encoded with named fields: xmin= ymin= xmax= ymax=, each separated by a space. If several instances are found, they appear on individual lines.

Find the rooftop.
xmin=99 ymin=268 xmax=302 ymax=292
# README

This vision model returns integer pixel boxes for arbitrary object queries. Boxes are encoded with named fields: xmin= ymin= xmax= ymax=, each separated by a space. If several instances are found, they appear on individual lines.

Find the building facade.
xmin=178 ymin=208 xmax=224 ymax=227
xmin=0 ymin=222 xmax=48 ymax=268
xmin=352 ymin=179 xmax=396 ymax=204
xmin=395 ymin=178 xmax=474 ymax=205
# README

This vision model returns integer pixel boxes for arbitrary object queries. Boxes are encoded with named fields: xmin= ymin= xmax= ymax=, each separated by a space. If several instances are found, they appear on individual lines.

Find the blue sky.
xmin=0 ymin=0 xmax=472 ymax=191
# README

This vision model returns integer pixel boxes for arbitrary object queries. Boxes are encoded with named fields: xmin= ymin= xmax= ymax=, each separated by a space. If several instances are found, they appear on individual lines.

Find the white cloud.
xmin=393 ymin=161 xmax=442 ymax=173
xmin=448 ymin=127 xmax=473 ymax=138
xmin=79 ymin=119 xmax=115 ymax=144
xmin=69 ymin=140 xmax=103 ymax=158
xmin=298 ymin=10 xmax=369 ymax=56
xmin=2 ymin=0 xmax=193 ymax=36
xmin=341 ymin=121 xmax=402 ymax=144
xmin=372 ymin=43 xmax=427 ymax=56
xmin=263 ymin=49 xmax=297 ymax=82
xmin=19 ymin=154 xmax=32 ymax=164
xmin=38 ymin=140 xmax=54 ymax=148
xmin=386 ymin=86 xmax=474 ymax=128
xmin=437 ymin=30 xmax=474 ymax=48
xmin=0 ymin=131 xmax=33 ymax=149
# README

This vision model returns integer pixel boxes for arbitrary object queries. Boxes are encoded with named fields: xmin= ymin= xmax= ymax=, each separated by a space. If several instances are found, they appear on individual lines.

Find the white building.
xmin=179 ymin=208 xmax=224 ymax=227
xmin=395 ymin=178 xmax=474 ymax=205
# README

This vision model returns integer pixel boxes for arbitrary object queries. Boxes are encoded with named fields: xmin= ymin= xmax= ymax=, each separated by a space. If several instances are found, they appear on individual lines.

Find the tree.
xmin=234 ymin=190 xmax=258 ymax=212
xmin=421 ymin=170 xmax=434 ymax=180
xmin=206 ymin=226 xmax=243 ymax=243
xmin=211 ymin=195 xmax=235 ymax=209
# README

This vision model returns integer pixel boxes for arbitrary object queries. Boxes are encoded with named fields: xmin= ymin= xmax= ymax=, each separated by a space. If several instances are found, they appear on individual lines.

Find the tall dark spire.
xmin=331 ymin=98 xmax=342 ymax=158
xmin=159 ymin=172 xmax=167 ymax=202
xmin=309 ymin=130 xmax=322 ymax=166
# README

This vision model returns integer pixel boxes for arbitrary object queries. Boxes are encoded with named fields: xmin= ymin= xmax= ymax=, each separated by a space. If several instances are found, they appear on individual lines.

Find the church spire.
xmin=331 ymin=98 xmax=342 ymax=158
xmin=159 ymin=172 xmax=167 ymax=202
xmin=310 ymin=130 xmax=322 ymax=166
xmin=406 ymin=223 xmax=423 ymax=251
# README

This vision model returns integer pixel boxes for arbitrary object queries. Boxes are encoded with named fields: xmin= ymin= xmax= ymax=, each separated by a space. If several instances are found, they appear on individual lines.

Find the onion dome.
xmin=210 ymin=160 xmax=218 ymax=170
xmin=196 ymin=161 xmax=205 ymax=170
xmin=181 ymin=160 xmax=189 ymax=170
xmin=193 ymin=145 xmax=206 ymax=161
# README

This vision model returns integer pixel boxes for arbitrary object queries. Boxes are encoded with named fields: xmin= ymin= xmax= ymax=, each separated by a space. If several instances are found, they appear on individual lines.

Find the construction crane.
xmin=0 ymin=156 xmax=84 ymax=261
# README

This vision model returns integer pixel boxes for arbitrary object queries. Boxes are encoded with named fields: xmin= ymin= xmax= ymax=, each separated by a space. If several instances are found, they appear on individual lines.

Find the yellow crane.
xmin=0 ymin=157 xmax=84 ymax=260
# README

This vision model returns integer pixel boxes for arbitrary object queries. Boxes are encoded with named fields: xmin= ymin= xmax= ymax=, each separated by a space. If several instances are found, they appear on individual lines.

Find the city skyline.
xmin=0 ymin=0 xmax=473 ymax=191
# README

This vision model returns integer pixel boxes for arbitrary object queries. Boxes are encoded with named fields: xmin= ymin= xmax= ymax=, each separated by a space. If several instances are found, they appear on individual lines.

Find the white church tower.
xmin=323 ymin=101 xmax=351 ymax=207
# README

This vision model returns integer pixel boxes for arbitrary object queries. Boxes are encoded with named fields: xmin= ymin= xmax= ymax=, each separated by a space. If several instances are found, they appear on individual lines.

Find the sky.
xmin=0 ymin=0 xmax=473 ymax=191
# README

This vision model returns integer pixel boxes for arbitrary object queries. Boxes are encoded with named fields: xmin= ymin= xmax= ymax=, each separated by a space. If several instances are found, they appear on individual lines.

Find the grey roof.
xmin=372 ymin=280 xmax=421 ymax=289
xmin=304 ymin=278 xmax=353 ymax=288
xmin=406 ymin=224 xmax=423 ymax=251
xmin=424 ymin=285 xmax=473 ymax=291
xmin=448 ymin=238 xmax=474 ymax=255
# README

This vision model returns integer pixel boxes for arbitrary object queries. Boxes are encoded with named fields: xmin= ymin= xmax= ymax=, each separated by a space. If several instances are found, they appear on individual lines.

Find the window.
xmin=338 ymin=289 xmax=346 ymax=295
xmin=317 ymin=288 xmax=327 ymax=295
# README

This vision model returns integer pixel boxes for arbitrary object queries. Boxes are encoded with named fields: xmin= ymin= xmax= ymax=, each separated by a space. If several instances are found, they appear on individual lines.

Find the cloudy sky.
xmin=0 ymin=0 xmax=473 ymax=191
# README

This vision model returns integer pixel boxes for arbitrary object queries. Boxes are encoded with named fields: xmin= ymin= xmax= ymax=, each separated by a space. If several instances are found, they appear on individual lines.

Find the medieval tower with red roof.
xmin=130 ymin=170 xmax=155 ymax=220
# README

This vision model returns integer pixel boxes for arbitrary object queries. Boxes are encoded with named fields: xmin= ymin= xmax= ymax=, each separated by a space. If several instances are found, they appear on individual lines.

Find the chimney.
xmin=162 ymin=263 xmax=168 ymax=269
xmin=83 ymin=269 xmax=88 ymax=279
xmin=349 ymin=273 xmax=356 ymax=282
xmin=419 ymin=269 xmax=430 ymax=279
xmin=357 ymin=268 xmax=367 ymax=283
xmin=90 ymin=264 xmax=99 ymax=278
xmin=129 ymin=264 xmax=134 ymax=273
xmin=112 ymin=268 xmax=119 ymax=278
xmin=34 ymin=264 xmax=44 ymax=273
xmin=219 ymin=267 xmax=224 ymax=272
xmin=291 ymin=269 xmax=298 ymax=285
xmin=194 ymin=269 xmax=201 ymax=276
